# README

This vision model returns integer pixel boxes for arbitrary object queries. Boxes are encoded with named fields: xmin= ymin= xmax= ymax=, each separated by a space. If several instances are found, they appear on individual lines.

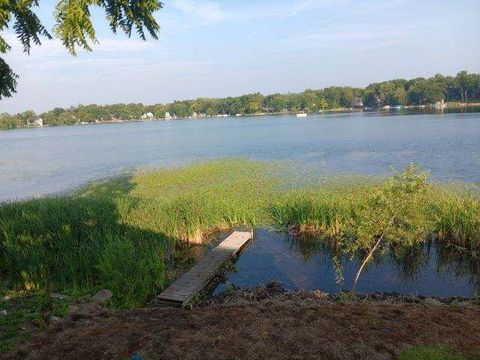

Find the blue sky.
xmin=1 ymin=0 xmax=479 ymax=113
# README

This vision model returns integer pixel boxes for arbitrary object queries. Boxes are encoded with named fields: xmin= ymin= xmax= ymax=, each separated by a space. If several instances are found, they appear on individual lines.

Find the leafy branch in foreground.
xmin=0 ymin=0 xmax=163 ymax=98
xmin=0 ymin=57 xmax=17 ymax=98
xmin=352 ymin=164 xmax=430 ymax=294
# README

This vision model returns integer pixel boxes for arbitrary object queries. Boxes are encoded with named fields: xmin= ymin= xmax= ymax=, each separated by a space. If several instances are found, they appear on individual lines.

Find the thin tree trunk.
xmin=352 ymin=216 xmax=395 ymax=296
xmin=351 ymin=234 xmax=384 ymax=296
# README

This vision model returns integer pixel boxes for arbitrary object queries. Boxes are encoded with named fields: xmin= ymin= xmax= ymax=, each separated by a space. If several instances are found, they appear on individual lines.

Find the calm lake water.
xmin=213 ymin=229 xmax=480 ymax=297
xmin=1 ymin=111 xmax=480 ymax=201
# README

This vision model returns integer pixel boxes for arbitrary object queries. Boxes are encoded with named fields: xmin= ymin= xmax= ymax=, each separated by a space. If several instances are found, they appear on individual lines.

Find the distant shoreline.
xmin=2 ymin=103 xmax=480 ymax=132
xmin=2 ymin=70 xmax=480 ymax=130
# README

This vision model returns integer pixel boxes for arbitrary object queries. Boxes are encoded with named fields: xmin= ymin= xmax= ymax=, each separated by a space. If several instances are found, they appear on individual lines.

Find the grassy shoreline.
xmin=1 ymin=159 xmax=480 ymax=352
xmin=1 ymin=159 xmax=479 ymax=304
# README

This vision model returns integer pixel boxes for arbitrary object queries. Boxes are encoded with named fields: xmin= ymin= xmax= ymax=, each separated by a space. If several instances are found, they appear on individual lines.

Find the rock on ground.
xmin=91 ymin=289 xmax=113 ymax=304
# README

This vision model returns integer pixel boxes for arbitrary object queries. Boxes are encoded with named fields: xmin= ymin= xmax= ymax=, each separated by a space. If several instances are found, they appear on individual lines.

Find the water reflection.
xmin=213 ymin=228 xmax=480 ymax=297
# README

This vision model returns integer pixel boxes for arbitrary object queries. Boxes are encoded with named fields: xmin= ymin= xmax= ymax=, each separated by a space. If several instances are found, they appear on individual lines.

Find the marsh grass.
xmin=430 ymin=196 xmax=480 ymax=249
xmin=1 ymin=159 xmax=479 ymax=312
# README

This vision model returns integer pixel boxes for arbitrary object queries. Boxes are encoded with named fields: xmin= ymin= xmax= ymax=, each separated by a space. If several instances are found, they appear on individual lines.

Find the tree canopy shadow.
xmin=0 ymin=175 xmax=186 ymax=308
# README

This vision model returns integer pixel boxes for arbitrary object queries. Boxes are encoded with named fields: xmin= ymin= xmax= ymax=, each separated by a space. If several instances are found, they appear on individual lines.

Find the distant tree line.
xmin=1 ymin=71 xmax=479 ymax=130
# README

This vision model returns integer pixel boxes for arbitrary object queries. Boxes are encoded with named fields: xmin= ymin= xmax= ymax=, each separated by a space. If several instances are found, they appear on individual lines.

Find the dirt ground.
xmin=6 ymin=287 xmax=480 ymax=360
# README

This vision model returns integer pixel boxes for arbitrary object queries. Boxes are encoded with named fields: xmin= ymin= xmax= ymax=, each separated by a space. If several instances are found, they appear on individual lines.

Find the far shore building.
xmin=140 ymin=112 xmax=154 ymax=120
xmin=33 ymin=118 xmax=44 ymax=127
xmin=353 ymin=98 xmax=364 ymax=108
xmin=434 ymin=99 xmax=446 ymax=109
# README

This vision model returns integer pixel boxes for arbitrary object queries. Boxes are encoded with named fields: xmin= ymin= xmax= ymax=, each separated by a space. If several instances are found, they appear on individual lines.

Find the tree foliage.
xmin=0 ymin=57 xmax=17 ymax=98
xmin=1 ymin=71 xmax=480 ymax=130
xmin=363 ymin=72 xmax=480 ymax=108
xmin=356 ymin=165 xmax=430 ymax=250
xmin=0 ymin=0 xmax=163 ymax=98
xmin=351 ymin=165 xmax=430 ymax=293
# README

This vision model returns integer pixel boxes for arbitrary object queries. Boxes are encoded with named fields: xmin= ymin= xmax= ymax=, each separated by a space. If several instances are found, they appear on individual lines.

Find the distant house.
xmin=140 ymin=112 xmax=154 ymax=120
xmin=353 ymin=98 xmax=364 ymax=108
xmin=165 ymin=112 xmax=172 ymax=120
xmin=434 ymin=99 xmax=446 ymax=109
xmin=33 ymin=118 xmax=43 ymax=127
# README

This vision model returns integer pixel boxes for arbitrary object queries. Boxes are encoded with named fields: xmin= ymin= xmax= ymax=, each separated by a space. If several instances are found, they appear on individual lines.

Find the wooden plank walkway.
xmin=156 ymin=230 xmax=253 ymax=307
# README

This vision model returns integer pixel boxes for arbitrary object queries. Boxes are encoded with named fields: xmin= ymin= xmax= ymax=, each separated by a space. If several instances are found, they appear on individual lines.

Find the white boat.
xmin=296 ymin=113 xmax=307 ymax=118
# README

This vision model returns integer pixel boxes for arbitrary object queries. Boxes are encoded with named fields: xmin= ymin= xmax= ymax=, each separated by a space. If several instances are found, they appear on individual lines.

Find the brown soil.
xmin=6 ymin=286 xmax=480 ymax=360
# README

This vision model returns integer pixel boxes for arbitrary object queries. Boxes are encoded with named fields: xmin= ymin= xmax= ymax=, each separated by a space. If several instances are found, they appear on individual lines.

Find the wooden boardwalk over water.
xmin=157 ymin=231 xmax=253 ymax=307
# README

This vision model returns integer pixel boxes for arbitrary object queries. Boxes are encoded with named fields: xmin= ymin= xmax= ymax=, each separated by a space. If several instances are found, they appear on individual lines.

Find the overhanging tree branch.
xmin=0 ymin=57 xmax=18 ymax=99
xmin=0 ymin=0 xmax=163 ymax=97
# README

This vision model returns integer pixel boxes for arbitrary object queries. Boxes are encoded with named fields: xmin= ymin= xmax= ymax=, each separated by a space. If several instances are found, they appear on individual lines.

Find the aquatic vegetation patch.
xmin=0 ymin=159 xmax=479 ymax=311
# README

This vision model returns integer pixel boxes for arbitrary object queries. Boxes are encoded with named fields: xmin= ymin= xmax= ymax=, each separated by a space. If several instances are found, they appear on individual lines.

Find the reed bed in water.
xmin=0 ymin=159 xmax=479 ymax=308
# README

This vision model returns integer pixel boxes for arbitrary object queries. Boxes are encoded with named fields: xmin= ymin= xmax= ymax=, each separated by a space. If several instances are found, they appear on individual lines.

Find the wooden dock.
xmin=156 ymin=230 xmax=253 ymax=307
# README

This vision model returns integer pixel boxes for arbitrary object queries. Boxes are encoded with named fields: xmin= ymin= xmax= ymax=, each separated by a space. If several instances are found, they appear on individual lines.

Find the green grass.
xmin=430 ymin=196 xmax=480 ymax=248
xmin=1 ymin=159 xmax=480 ymax=352
xmin=1 ymin=159 xmax=479 ymax=305
xmin=0 ymin=292 xmax=69 ymax=353
xmin=398 ymin=345 xmax=467 ymax=360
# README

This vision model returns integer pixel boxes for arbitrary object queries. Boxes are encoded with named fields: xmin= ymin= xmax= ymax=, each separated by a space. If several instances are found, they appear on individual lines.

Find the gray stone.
xmin=68 ymin=305 xmax=80 ymax=313
xmin=50 ymin=316 xmax=62 ymax=323
xmin=1 ymin=309 xmax=7 ymax=316
xmin=50 ymin=293 xmax=69 ymax=300
xmin=92 ymin=289 xmax=113 ymax=304
xmin=423 ymin=297 xmax=443 ymax=306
